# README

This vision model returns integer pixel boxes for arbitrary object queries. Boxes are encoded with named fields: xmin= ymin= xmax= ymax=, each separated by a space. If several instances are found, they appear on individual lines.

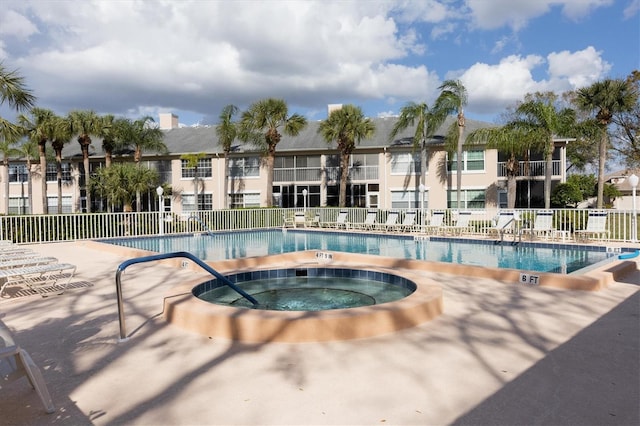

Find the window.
xmin=47 ymin=196 xmax=73 ymax=213
xmin=229 ymin=157 xmax=260 ymax=178
xmin=447 ymin=150 xmax=485 ymax=172
xmin=350 ymin=153 xmax=378 ymax=180
xmin=182 ymin=193 xmax=213 ymax=211
xmin=46 ymin=163 xmax=72 ymax=182
xmin=391 ymin=152 xmax=421 ymax=175
xmin=447 ymin=189 xmax=486 ymax=209
xmin=391 ymin=190 xmax=424 ymax=209
xmin=181 ymin=158 xmax=212 ymax=179
xmin=274 ymin=155 xmax=321 ymax=182
xmin=8 ymin=165 xmax=28 ymax=183
xmin=8 ymin=197 xmax=29 ymax=214
xmin=498 ymin=190 xmax=508 ymax=208
xmin=230 ymin=192 xmax=261 ymax=208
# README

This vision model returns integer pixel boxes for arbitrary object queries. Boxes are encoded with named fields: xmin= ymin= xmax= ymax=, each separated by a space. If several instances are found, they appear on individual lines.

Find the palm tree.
xmin=436 ymin=80 xmax=468 ymax=209
xmin=318 ymin=105 xmax=376 ymax=207
xmin=127 ymin=116 xmax=166 ymax=165
xmin=69 ymin=110 xmax=101 ymax=212
xmin=508 ymin=93 xmax=575 ymax=209
xmin=98 ymin=114 xmax=119 ymax=168
xmin=0 ymin=62 xmax=36 ymax=142
xmin=467 ymin=125 xmax=535 ymax=208
xmin=0 ymin=137 xmax=20 ymax=214
xmin=18 ymin=108 xmax=58 ymax=214
xmin=181 ymin=153 xmax=207 ymax=211
xmin=89 ymin=163 xmax=158 ymax=212
xmin=216 ymin=104 xmax=239 ymax=209
xmin=575 ymin=78 xmax=639 ymax=208
xmin=51 ymin=115 xmax=73 ymax=213
xmin=15 ymin=139 xmax=38 ymax=214
xmin=388 ymin=101 xmax=448 ymax=196
xmin=239 ymin=98 xmax=307 ymax=207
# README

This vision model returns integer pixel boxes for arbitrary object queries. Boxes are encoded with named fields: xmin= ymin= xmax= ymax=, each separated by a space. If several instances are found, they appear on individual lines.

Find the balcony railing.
xmin=497 ymin=160 xmax=561 ymax=178
xmin=1 ymin=207 xmax=637 ymax=244
xmin=274 ymin=167 xmax=322 ymax=182
xmin=325 ymin=166 xmax=379 ymax=182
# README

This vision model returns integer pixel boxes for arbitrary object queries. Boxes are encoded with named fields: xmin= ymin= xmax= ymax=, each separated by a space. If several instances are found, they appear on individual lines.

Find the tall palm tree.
xmin=15 ymin=139 xmax=38 ymax=214
xmin=318 ymin=105 xmax=376 ymax=207
xmin=181 ymin=153 xmax=207 ymax=211
xmin=127 ymin=116 xmax=166 ymax=165
xmin=18 ymin=108 xmax=58 ymax=214
xmin=51 ymin=115 xmax=73 ymax=213
xmin=467 ymin=126 xmax=535 ymax=208
xmin=239 ymin=98 xmax=307 ymax=207
xmin=98 ymin=114 xmax=119 ymax=168
xmin=0 ymin=62 xmax=36 ymax=142
xmin=0 ymin=137 xmax=20 ymax=214
xmin=508 ymin=93 xmax=575 ymax=209
xmin=69 ymin=110 xmax=101 ymax=212
xmin=436 ymin=80 xmax=468 ymax=209
xmin=388 ymin=101 xmax=448 ymax=196
xmin=575 ymin=78 xmax=639 ymax=208
xmin=89 ymin=163 xmax=159 ymax=212
xmin=216 ymin=104 xmax=239 ymax=209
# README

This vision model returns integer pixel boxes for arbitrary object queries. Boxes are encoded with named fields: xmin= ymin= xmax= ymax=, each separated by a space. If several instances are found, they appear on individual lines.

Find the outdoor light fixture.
xmin=629 ymin=174 xmax=638 ymax=243
xmin=302 ymin=189 xmax=308 ymax=212
xmin=156 ymin=186 xmax=164 ymax=235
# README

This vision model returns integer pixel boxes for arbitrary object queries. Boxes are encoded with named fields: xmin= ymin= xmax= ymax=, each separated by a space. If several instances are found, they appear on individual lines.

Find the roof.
xmin=56 ymin=115 xmax=496 ymax=159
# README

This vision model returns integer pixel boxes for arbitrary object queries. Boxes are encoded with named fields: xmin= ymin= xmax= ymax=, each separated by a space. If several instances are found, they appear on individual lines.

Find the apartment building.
xmin=1 ymin=112 xmax=570 ymax=214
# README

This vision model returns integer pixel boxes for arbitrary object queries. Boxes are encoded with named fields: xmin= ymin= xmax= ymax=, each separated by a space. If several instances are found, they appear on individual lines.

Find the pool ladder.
xmin=115 ymin=251 xmax=258 ymax=341
xmin=189 ymin=215 xmax=215 ymax=236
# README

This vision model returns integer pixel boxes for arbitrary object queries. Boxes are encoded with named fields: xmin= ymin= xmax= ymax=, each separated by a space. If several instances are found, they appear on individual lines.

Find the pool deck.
xmin=1 ymin=240 xmax=639 ymax=425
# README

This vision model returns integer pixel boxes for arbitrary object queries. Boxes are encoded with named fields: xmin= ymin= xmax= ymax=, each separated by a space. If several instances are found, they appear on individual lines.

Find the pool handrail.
xmin=115 ymin=251 xmax=258 ymax=341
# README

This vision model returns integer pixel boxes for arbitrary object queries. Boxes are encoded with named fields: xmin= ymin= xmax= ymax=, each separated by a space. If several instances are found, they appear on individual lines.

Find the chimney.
xmin=327 ymin=104 xmax=343 ymax=116
xmin=159 ymin=113 xmax=179 ymax=130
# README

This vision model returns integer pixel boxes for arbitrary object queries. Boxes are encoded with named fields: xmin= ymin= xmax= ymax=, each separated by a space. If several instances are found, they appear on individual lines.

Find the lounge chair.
xmin=375 ymin=211 xmax=400 ymax=232
xmin=440 ymin=211 xmax=473 ymax=236
xmin=0 ymin=262 xmax=77 ymax=297
xmin=574 ymin=211 xmax=609 ymax=242
xmin=397 ymin=210 xmax=418 ymax=232
xmin=305 ymin=212 xmax=321 ymax=228
xmin=320 ymin=210 xmax=349 ymax=229
xmin=484 ymin=211 xmax=520 ymax=241
xmin=423 ymin=211 xmax=445 ymax=234
xmin=522 ymin=210 xmax=554 ymax=240
xmin=0 ymin=257 xmax=58 ymax=270
xmin=351 ymin=210 xmax=378 ymax=231
xmin=0 ymin=322 xmax=55 ymax=413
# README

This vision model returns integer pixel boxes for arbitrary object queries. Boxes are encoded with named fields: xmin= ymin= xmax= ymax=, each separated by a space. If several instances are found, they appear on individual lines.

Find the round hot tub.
xmin=193 ymin=267 xmax=416 ymax=311
xmin=163 ymin=256 xmax=443 ymax=343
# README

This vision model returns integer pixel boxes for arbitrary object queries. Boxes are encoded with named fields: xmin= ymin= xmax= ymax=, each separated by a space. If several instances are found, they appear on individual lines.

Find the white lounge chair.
xmin=397 ymin=210 xmax=418 ymax=232
xmin=484 ymin=211 xmax=519 ymax=240
xmin=522 ymin=210 xmax=554 ymax=240
xmin=376 ymin=211 xmax=399 ymax=232
xmin=0 ymin=263 xmax=76 ymax=297
xmin=440 ymin=211 xmax=473 ymax=236
xmin=320 ymin=210 xmax=349 ymax=229
xmin=0 ymin=323 xmax=55 ymax=413
xmin=575 ymin=211 xmax=609 ymax=242
xmin=351 ymin=210 xmax=378 ymax=230
xmin=0 ymin=257 xmax=58 ymax=270
xmin=305 ymin=212 xmax=321 ymax=228
xmin=424 ymin=211 xmax=445 ymax=234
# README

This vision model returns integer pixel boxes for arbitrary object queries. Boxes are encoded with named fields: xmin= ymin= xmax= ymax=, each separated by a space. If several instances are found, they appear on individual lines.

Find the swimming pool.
xmin=103 ymin=229 xmax=624 ymax=274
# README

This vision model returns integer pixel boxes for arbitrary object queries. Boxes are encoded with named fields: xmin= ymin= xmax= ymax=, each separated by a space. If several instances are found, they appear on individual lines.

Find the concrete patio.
xmin=1 ymin=241 xmax=638 ymax=425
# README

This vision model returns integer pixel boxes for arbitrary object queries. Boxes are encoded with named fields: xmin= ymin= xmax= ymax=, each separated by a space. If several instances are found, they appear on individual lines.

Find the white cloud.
xmin=547 ymin=46 xmax=612 ymax=89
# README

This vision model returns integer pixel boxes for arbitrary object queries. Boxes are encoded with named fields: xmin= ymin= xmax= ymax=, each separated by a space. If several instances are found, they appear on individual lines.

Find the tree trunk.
xmin=506 ymin=155 xmax=518 ymax=208
xmin=81 ymin=141 xmax=92 ymax=213
xmin=544 ymin=137 xmax=553 ymax=209
xmin=2 ymin=158 xmax=9 ymax=215
xmin=339 ymin=152 xmax=350 ymax=207
xmin=38 ymin=141 xmax=48 ymax=215
xmin=223 ymin=154 xmax=229 ymax=209
xmin=54 ymin=147 xmax=63 ymax=214
xmin=265 ymin=150 xmax=275 ymax=207
xmin=456 ymin=112 xmax=465 ymax=210
xmin=596 ymin=130 xmax=608 ymax=208
xmin=26 ymin=162 xmax=33 ymax=215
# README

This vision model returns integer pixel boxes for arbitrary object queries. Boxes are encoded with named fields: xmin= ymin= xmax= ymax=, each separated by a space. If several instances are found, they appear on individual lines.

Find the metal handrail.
xmin=115 ymin=251 xmax=258 ymax=341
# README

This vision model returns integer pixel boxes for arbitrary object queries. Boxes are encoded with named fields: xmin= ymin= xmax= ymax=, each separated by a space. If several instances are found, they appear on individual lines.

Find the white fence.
xmin=1 ymin=207 xmax=638 ymax=244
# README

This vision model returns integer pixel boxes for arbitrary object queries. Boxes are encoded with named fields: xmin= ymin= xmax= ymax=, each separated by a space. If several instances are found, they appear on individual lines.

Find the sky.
xmin=1 ymin=0 xmax=638 ymax=128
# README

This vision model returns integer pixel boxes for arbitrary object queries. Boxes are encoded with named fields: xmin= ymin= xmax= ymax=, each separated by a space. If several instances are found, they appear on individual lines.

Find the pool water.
xmin=104 ymin=229 xmax=618 ymax=274
xmin=197 ymin=276 xmax=413 ymax=311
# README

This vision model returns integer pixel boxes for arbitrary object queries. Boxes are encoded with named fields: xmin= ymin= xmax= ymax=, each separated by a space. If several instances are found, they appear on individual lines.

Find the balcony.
xmin=497 ymin=160 xmax=561 ymax=178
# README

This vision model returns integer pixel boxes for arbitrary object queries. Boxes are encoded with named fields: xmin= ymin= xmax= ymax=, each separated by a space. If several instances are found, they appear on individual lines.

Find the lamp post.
xmin=419 ymin=184 xmax=425 ymax=231
xmin=156 ymin=186 xmax=164 ymax=235
xmin=629 ymin=174 xmax=638 ymax=243
xmin=302 ymin=189 xmax=308 ymax=213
